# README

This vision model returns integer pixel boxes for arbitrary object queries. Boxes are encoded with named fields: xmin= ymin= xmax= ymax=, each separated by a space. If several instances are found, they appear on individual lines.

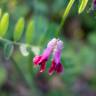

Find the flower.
xmin=33 ymin=38 xmax=57 ymax=72
xmin=33 ymin=38 xmax=64 ymax=75
xmin=48 ymin=40 xmax=64 ymax=75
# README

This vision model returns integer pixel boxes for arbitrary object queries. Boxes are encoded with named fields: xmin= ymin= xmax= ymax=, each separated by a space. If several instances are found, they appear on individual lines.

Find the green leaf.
xmin=0 ymin=13 xmax=9 ymax=37
xmin=19 ymin=44 xmax=29 ymax=56
xmin=62 ymin=0 xmax=75 ymax=20
xmin=0 ymin=8 xmax=2 ymax=18
xmin=78 ymin=0 xmax=88 ymax=14
xmin=4 ymin=42 xmax=14 ymax=59
xmin=25 ymin=20 xmax=34 ymax=44
xmin=14 ymin=17 xmax=25 ymax=41
xmin=34 ymin=15 xmax=49 ymax=44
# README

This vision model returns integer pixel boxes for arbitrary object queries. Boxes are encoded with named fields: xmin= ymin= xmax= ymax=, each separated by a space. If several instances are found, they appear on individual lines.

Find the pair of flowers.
xmin=33 ymin=38 xmax=64 ymax=75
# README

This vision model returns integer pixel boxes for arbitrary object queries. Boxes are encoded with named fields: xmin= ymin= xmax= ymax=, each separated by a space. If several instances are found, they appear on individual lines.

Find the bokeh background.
xmin=0 ymin=0 xmax=96 ymax=96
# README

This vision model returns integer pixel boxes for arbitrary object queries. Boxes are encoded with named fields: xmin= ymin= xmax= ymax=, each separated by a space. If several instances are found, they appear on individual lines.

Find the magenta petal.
xmin=48 ymin=60 xmax=56 ymax=75
xmin=55 ymin=63 xmax=63 ymax=74
xmin=33 ymin=47 xmax=52 ymax=65
xmin=33 ymin=55 xmax=42 ymax=65
xmin=54 ymin=50 xmax=61 ymax=64
xmin=40 ymin=60 xmax=46 ymax=73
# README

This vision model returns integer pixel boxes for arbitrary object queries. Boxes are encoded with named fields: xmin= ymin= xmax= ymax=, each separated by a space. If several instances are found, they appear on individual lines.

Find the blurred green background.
xmin=0 ymin=0 xmax=96 ymax=96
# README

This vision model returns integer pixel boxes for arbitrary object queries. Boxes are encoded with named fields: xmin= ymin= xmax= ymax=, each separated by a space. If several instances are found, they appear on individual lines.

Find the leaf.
xmin=25 ymin=20 xmax=34 ymax=44
xmin=13 ymin=5 xmax=29 ymax=19
xmin=4 ymin=42 xmax=14 ymax=59
xmin=0 ymin=8 xmax=2 ymax=18
xmin=33 ymin=15 xmax=48 ymax=44
xmin=19 ymin=44 xmax=29 ymax=56
xmin=78 ymin=0 xmax=88 ymax=14
xmin=0 ymin=13 xmax=9 ymax=37
xmin=14 ymin=17 xmax=25 ymax=41
xmin=62 ymin=0 xmax=75 ymax=20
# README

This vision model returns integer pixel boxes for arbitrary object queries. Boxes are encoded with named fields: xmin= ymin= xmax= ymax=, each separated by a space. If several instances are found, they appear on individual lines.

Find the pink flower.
xmin=48 ymin=40 xmax=64 ymax=75
xmin=33 ymin=38 xmax=64 ymax=75
xmin=33 ymin=38 xmax=57 ymax=72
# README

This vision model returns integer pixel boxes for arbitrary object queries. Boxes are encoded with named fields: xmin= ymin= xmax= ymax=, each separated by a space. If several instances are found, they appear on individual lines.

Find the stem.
xmin=55 ymin=0 xmax=75 ymax=37
xmin=0 ymin=37 xmax=32 ymax=47
xmin=0 ymin=38 xmax=34 ymax=88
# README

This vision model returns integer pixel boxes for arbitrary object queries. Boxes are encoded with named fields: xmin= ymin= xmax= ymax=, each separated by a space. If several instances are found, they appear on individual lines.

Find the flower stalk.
xmin=55 ymin=0 xmax=75 ymax=37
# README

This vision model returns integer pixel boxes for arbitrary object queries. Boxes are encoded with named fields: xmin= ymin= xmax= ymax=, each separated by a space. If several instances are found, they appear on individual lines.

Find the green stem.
xmin=55 ymin=0 xmax=75 ymax=37
xmin=0 ymin=37 xmax=32 ymax=47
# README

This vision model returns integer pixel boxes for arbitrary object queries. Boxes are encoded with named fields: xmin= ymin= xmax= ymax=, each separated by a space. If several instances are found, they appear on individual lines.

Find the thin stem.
xmin=55 ymin=0 xmax=75 ymax=37
xmin=0 ymin=37 xmax=32 ymax=47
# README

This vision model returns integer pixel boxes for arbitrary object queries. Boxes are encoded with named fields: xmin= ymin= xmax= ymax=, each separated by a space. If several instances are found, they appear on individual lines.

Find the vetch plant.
xmin=0 ymin=0 xmax=90 ymax=83
xmin=0 ymin=2 xmax=94 ymax=95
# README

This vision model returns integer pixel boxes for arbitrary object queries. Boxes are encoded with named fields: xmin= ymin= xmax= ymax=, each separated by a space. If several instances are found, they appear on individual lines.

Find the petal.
xmin=47 ymin=38 xmax=57 ymax=48
xmin=56 ymin=40 xmax=63 ymax=50
xmin=55 ymin=63 xmax=63 ymax=74
xmin=53 ymin=40 xmax=63 ymax=64
xmin=48 ymin=60 xmax=56 ymax=75
xmin=41 ymin=47 xmax=52 ymax=61
xmin=54 ymin=50 xmax=61 ymax=64
xmin=33 ymin=55 xmax=42 ymax=65
xmin=40 ymin=60 xmax=46 ymax=73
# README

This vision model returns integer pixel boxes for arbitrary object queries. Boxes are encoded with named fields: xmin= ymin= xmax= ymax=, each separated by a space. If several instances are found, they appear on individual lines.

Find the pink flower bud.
xmin=48 ymin=40 xmax=64 ymax=75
